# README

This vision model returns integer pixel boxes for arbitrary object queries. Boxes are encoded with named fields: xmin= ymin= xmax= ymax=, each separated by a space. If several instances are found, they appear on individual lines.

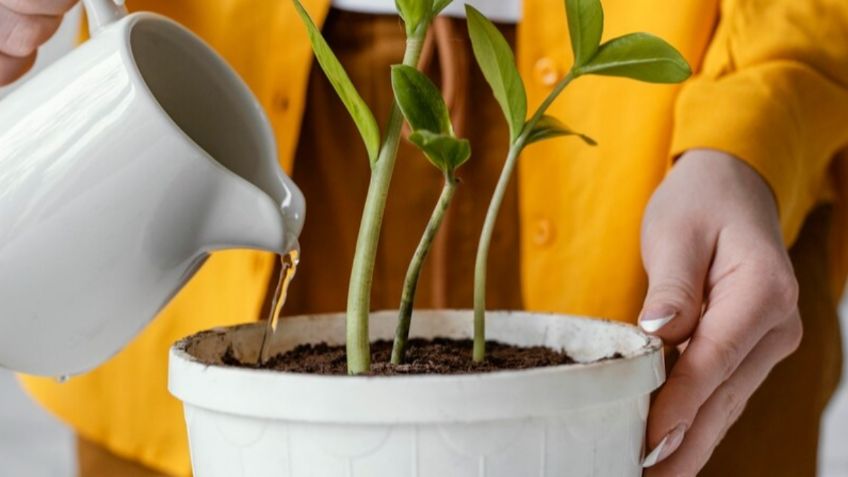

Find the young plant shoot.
xmin=293 ymin=0 xmax=453 ymax=373
xmin=389 ymin=65 xmax=471 ymax=364
xmin=467 ymin=0 xmax=692 ymax=362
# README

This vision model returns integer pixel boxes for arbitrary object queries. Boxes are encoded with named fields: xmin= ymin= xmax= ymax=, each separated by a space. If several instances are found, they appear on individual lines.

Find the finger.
xmin=0 ymin=48 xmax=35 ymax=85
xmin=0 ymin=0 xmax=77 ymax=16
xmin=639 ymin=219 xmax=714 ymax=344
xmin=644 ymin=316 xmax=802 ymax=475
xmin=0 ymin=7 xmax=62 ymax=58
xmin=644 ymin=262 xmax=798 ymax=465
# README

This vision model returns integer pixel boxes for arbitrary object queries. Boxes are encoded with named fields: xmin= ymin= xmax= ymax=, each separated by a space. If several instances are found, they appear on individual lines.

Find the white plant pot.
xmin=169 ymin=310 xmax=664 ymax=477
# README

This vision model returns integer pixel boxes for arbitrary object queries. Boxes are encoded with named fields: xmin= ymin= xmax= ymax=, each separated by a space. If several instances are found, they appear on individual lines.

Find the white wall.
xmin=0 ymin=371 xmax=74 ymax=476
xmin=820 ymin=310 xmax=848 ymax=476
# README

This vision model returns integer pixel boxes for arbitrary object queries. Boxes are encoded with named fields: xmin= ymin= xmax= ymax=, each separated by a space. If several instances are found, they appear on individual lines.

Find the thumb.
xmin=640 ymin=224 xmax=712 ymax=344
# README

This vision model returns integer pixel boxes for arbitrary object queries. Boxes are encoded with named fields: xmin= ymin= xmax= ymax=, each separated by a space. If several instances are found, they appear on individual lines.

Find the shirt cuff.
xmin=671 ymin=61 xmax=847 ymax=245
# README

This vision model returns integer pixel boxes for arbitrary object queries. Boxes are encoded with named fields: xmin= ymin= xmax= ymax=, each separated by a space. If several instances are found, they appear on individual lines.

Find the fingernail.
xmin=639 ymin=311 xmax=676 ymax=333
xmin=642 ymin=424 xmax=686 ymax=468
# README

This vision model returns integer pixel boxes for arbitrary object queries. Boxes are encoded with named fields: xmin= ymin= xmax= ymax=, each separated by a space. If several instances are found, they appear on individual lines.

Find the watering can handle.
xmin=83 ymin=0 xmax=128 ymax=36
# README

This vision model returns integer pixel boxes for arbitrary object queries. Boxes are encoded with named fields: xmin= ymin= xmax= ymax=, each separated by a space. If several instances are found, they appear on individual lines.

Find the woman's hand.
xmin=0 ymin=0 xmax=77 ymax=85
xmin=640 ymin=149 xmax=803 ymax=475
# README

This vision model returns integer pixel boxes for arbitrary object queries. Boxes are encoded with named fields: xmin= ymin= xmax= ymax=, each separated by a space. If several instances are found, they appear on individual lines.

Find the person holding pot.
xmin=3 ymin=0 xmax=847 ymax=476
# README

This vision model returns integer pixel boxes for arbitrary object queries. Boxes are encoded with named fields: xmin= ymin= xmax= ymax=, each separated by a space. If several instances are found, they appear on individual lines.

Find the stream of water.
xmin=258 ymin=244 xmax=300 ymax=364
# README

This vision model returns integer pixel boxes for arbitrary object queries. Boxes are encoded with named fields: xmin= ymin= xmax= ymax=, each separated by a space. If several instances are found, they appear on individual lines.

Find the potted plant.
xmin=169 ymin=1 xmax=690 ymax=475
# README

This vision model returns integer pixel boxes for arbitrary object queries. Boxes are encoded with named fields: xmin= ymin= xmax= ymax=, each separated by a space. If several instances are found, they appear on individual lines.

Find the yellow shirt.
xmin=21 ymin=1 xmax=848 ymax=475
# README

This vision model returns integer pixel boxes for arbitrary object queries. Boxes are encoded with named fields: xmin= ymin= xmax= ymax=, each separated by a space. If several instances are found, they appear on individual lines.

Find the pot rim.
xmin=169 ymin=310 xmax=665 ymax=424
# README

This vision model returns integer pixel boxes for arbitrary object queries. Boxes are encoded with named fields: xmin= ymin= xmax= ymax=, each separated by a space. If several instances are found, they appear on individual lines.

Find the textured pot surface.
xmin=169 ymin=310 xmax=664 ymax=477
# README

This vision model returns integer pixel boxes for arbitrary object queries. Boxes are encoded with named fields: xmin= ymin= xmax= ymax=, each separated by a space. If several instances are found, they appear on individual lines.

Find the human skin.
xmin=0 ymin=0 xmax=76 ymax=85
xmin=640 ymin=149 xmax=803 ymax=475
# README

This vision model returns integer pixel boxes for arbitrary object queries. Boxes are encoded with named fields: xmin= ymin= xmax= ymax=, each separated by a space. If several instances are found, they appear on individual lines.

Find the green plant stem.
xmin=391 ymin=176 xmax=458 ymax=364
xmin=472 ymin=72 xmax=576 ymax=362
xmin=346 ymin=33 xmax=427 ymax=375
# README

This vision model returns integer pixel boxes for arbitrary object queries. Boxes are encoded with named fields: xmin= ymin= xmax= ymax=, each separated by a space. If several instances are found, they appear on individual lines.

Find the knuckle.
xmin=720 ymin=386 xmax=747 ymax=425
xmin=781 ymin=314 xmax=803 ymax=354
xmin=3 ymin=0 xmax=77 ymax=15
xmin=5 ymin=0 xmax=27 ymax=11
xmin=700 ymin=334 xmax=740 ymax=379
xmin=772 ymin=271 xmax=800 ymax=312
xmin=2 ymin=14 xmax=55 ymax=57
xmin=648 ymin=277 xmax=700 ymax=312
xmin=751 ymin=255 xmax=799 ymax=313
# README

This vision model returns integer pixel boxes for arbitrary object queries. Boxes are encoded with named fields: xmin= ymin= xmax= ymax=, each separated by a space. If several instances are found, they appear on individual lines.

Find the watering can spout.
xmin=267 ymin=171 xmax=307 ymax=253
xmin=202 ymin=169 xmax=305 ymax=256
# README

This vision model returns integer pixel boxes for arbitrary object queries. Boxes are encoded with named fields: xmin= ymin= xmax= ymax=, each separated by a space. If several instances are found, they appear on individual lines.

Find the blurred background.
xmin=0 ymin=6 xmax=846 ymax=476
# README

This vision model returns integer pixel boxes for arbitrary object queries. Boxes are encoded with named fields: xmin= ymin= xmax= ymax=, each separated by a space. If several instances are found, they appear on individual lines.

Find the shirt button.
xmin=532 ymin=219 xmax=555 ymax=246
xmin=272 ymin=92 xmax=290 ymax=112
xmin=533 ymin=57 xmax=561 ymax=87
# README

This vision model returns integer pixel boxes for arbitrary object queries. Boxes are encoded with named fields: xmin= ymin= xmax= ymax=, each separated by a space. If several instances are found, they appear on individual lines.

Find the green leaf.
xmin=465 ymin=4 xmax=527 ymax=142
xmin=432 ymin=0 xmax=452 ymax=15
xmin=391 ymin=65 xmax=453 ymax=136
xmin=294 ymin=0 xmax=381 ymax=164
xmin=526 ymin=115 xmax=596 ymax=146
xmin=409 ymin=130 xmax=471 ymax=172
xmin=396 ymin=0 xmax=433 ymax=34
xmin=575 ymin=32 xmax=692 ymax=83
xmin=565 ymin=0 xmax=604 ymax=67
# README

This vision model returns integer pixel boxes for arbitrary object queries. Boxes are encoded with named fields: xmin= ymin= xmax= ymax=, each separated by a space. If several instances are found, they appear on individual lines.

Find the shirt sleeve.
xmin=671 ymin=0 xmax=848 ymax=245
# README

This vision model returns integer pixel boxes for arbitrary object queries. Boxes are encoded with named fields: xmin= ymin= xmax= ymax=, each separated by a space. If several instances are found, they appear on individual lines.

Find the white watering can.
xmin=0 ymin=0 xmax=305 ymax=376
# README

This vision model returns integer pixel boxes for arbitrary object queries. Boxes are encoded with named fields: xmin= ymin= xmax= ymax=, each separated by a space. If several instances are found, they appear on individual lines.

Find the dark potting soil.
xmin=222 ymin=338 xmax=586 ymax=375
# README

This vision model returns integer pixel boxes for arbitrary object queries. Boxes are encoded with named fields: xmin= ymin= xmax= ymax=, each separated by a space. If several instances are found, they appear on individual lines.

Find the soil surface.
xmin=222 ymin=338 xmax=588 ymax=375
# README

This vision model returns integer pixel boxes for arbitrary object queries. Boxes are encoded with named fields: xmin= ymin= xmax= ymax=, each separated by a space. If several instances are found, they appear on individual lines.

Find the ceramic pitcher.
xmin=0 ymin=0 xmax=305 ymax=376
